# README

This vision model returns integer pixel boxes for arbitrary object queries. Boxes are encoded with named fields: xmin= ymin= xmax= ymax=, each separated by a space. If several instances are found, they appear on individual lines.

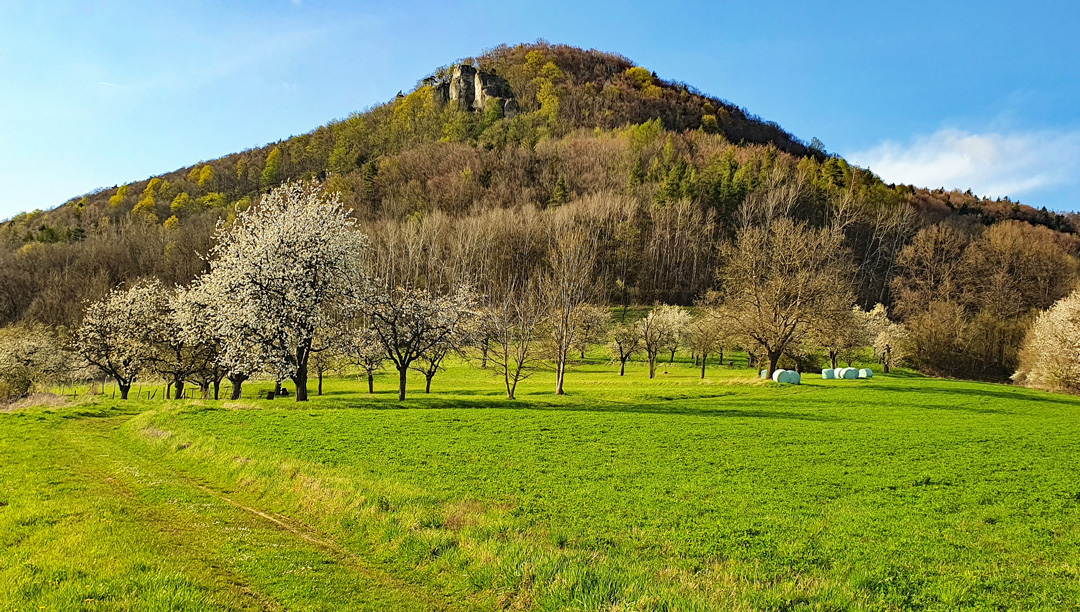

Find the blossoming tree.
xmin=197 ymin=180 xmax=368 ymax=402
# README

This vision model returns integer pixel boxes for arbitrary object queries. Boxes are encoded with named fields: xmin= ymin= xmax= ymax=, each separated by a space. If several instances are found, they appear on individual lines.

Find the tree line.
xmin=12 ymin=178 xmax=1070 ymax=404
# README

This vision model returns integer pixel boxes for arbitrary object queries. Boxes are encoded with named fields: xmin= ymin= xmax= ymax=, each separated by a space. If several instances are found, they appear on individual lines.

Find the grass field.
xmin=2 ymin=354 xmax=1080 ymax=611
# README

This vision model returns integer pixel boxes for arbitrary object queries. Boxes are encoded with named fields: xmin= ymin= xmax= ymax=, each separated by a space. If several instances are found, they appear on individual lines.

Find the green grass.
xmin=3 ymin=354 xmax=1080 ymax=611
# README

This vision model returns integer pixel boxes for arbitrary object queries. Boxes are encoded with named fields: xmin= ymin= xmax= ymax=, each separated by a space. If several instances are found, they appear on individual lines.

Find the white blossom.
xmin=196 ymin=180 xmax=368 ymax=401
xmin=369 ymin=285 xmax=477 ymax=400
xmin=75 ymin=280 xmax=163 ymax=398
xmin=1013 ymin=291 xmax=1080 ymax=392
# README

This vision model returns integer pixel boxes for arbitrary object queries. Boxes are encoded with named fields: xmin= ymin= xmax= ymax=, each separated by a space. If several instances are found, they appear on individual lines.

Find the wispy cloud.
xmin=848 ymin=128 xmax=1080 ymax=201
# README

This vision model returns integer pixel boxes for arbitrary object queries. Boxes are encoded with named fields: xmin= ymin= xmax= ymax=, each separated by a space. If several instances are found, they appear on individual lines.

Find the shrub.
xmin=1013 ymin=291 xmax=1080 ymax=393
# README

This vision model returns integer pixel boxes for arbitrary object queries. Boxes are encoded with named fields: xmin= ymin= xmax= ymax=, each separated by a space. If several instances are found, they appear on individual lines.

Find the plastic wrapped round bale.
xmin=771 ymin=369 xmax=801 ymax=384
xmin=859 ymin=368 xmax=873 ymax=378
xmin=760 ymin=370 xmax=769 ymax=379
xmin=821 ymin=368 xmax=835 ymax=379
xmin=841 ymin=368 xmax=859 ymax=379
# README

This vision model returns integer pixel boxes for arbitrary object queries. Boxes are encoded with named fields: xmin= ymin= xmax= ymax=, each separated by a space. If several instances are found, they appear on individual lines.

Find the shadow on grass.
xmin=323 ymin=395 xmax=844 ymax=422
xmin=867 ymin=383 xmax=1080 ymax=409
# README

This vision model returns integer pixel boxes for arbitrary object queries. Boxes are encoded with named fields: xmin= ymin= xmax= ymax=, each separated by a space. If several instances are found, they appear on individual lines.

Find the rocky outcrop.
xmin=434 ymin=64 xmax=516 ymax=115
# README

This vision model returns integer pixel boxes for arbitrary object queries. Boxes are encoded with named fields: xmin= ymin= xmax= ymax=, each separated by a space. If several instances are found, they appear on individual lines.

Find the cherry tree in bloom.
xmin=369 ymin=285 xmax=478 ymax=400
xmin=199 ymin=180 xmax=368 ymax=402
xmin=0 ymin=324 xmax=73 ymax=399
xmin=180 ymin=279 xmax=268 ymax=400
xmin=128 ymin=281 xmax=220 ymax=400
xmin=75 ymin=280 xmax=163 ymax=399
xmin=636 ymin=305 xmax=685 ymax=379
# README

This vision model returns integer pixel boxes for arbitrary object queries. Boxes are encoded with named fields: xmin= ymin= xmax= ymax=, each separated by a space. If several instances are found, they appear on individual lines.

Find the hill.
xmin=1 ymin=42 xmax=1078 ymax=380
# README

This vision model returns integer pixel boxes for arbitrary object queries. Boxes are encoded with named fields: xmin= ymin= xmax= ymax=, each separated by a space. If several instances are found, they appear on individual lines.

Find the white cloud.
xmin=847 ymin=128 xmax=1080 ymax=201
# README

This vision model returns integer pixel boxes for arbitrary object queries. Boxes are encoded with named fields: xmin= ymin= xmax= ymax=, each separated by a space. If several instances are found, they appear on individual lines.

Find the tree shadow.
xmin=333 ymin=395 xmax=843 ymax=422
xmin=865 ymin=383 xmax=1080 ymax=410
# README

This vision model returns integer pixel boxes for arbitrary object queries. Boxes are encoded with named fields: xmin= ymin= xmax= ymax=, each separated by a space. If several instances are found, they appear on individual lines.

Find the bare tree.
xmin=607 ymin=323 xmax=640 ymax=376
xmin=347 ymin=326 xmax=385 ymax=394
xmin=687 ymin=314 xmax=727 ymax=379
xmin=716 ymin=217 xmax=854 ymax=377
xmin=812 ymin=305 xmax=868 ymax=369
xmin=542 ymin=217 xmax=600 ymax=395
xmin=485 ymin=279 xmax=545 ymax=399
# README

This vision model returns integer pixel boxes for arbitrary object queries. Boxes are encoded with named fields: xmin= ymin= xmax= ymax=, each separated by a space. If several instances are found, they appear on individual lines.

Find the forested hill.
xmin=2 ymin=42 xmax=1078 ymax=351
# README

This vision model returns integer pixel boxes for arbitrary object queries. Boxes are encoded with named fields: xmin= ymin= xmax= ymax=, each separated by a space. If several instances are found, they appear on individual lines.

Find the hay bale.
xmin=841 ymin=368 xmax=859 ymax=379
xmin=772 ymin=369 xmax=801 ymax=384
xmin=821 ymin=368 xmax=835 ymax=379
xmin=859 ymin=368 xmax=873 ymax=378
xmin=771 ymin=369 xmax=785 ymax=382
xmin=760 ymin=369 xmax=769 ymax=379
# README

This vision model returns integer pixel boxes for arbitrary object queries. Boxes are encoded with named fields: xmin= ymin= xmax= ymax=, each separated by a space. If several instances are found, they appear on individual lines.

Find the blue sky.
xmin=2 ymin=0 xmax=1078 ymax=219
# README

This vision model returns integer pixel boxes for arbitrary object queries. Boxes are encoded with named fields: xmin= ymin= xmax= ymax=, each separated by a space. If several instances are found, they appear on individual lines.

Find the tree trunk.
xmin=118 ymin=383 xmax=131 ymax=400
xmin=274 ymin=380 xmax=282 ymax=396
xmin=829 ymin=351 xmax=839 ymax=369
xmin=397 ymin=366 xmax=408 ymax=401
xmin=670 ymin=348 xmax=676 ymax=363
xmin=619 ymin=358 xmax=627 ymax=376
xmin=172 ymin=379 xmax=185 ymax=400
xmin=884 ymin=346 xmax=892 ymax=373
xmin=292 ymin=367 xmax=308 ymax=402
xmin=367 ymin=372 xmax=374 ymax=394
xmin=555 ymin=356 xmax=566 ymax=395
xmin=700 ymin=352 xmax=708 ymax=379
xmin=229 ymin=374 xmax=248 ymax=400
xmin=481 ymin=341 xmax=489 ymax=368
xmin=213 ymin=379 xmax=221 ymax=400
xmin=318 ymin=371 xmax=323 ymax=396
xmin=767 ymin=351 xmax=781 ymax=378
xmin=425 ymin=373 xmax=433 ymax=394
xmin=648 ymin=354 xmax=657 ymax=379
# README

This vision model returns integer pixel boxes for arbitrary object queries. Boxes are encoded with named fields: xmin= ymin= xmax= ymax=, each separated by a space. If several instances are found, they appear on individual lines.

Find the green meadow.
xmin=2 ymin=355 xmax=1079 ymax=611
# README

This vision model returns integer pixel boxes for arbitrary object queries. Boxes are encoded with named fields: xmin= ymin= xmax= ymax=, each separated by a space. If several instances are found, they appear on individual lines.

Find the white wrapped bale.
xmin=842 ymin=368 xmax=859 ymax=379
xmin=821 ymin=368 xmax=835 ymax=379
xmin=760 ymin=369 xmax=769 ymax=379
xmin=859 ymin=368 xmax=873 ymax=378
xmin=771 ymin=369 xmax=801 ymax=384
xmin=771 ymin=369 xmax=784 ymax=382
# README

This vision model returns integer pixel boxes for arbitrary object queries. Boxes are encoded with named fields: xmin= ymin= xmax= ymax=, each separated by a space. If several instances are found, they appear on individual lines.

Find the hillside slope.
xmin=1 ymin=42 xmax=1076 ymax=336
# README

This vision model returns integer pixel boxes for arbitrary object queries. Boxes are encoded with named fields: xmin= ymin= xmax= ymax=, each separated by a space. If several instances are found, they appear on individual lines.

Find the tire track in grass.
xmin=66 ymin=414 xmax=472 ymax=612
xmin=186 ymin=481 xmax=467 ymax=612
